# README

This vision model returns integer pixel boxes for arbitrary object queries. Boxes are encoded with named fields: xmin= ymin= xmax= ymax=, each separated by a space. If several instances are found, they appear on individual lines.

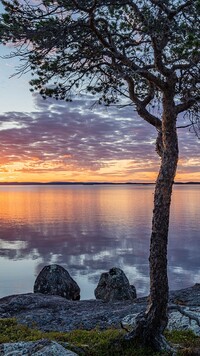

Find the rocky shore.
xmin=0 ymin=284 xmax=200 ymax=333
xmin=0 ymin=265 xmax=200 ymax=355
xmin=0 ymin=284 xmax=200 ymax=355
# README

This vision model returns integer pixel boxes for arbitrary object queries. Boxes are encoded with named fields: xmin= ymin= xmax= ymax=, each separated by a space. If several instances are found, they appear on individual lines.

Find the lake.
xmin=0 ymin=184 xmax=199 ymax=299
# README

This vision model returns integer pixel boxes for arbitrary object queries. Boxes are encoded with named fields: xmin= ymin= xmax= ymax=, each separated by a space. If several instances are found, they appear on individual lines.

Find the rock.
xmin=169 ymin=283 xmax=200 ymax=306
xmin=167 ymin=307 xmax=200 ymax=336
xmin=0 ymin=284 xmax=200 ymax=335
xmin=0 ymin=339 xmax=78 ymax=355
xmin=122 ymin=309 xmax=200 ymax=336
xmin=94 ymin=267 xmax=137 ymax=302
xmin=122 ymin=299 xmax=200 ymax=337
xmin=34 ymin=265 xmax=80 ymax=300
xmin=0 ymin=293 xmax=142 ymax=332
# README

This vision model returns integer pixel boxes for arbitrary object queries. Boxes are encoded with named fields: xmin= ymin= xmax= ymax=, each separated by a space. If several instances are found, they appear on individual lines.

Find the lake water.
xmin=0 ymin=184 xmax=199 ymax=300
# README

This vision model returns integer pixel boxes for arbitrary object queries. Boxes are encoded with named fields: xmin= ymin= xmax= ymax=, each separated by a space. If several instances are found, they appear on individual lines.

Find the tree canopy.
xmin=1 ymin=0 xmax=200 ymax=134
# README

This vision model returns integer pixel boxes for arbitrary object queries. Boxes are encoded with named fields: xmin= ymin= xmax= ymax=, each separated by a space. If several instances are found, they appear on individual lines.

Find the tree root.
xmin=124 ymin=329 xmax=176 ymax=354
xmin=168 ymin=304 xmax=200 ymax=327
xmin=122 ymin=305 xmax=200 ymax=354
xmin=123 ymin=312 xmax=176 ymax=354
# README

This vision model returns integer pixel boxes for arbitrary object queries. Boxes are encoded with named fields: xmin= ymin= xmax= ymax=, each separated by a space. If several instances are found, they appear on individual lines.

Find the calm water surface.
xmin=0 ymin=184 xmax=199 ymax=299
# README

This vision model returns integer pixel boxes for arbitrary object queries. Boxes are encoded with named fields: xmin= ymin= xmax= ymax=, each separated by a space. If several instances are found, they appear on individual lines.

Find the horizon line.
xmin=0 ymin=181 xmax=200 ymax=185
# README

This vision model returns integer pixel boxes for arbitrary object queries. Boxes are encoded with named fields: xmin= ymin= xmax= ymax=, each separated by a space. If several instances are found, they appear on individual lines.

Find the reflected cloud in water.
xmin=0 ymin=185 xmax=199 ymax=299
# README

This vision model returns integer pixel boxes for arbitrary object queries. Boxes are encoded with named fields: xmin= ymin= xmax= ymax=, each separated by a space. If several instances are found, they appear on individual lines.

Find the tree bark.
xmin=126 ymin=92 xmax=179 ymax=351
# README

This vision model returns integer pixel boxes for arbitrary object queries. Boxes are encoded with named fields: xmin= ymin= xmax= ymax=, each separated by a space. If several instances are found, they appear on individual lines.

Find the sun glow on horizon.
xmin=0 ymin=157 xmax=199 ymax=183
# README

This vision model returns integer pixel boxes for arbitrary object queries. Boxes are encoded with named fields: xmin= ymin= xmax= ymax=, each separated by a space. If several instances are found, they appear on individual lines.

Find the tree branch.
xmin=175 ymin=98 xmax=198 ymax=114
xmin=150 ymin=0 xmax=172 ymax=16
xmin=125 ymin=76 xmax=162 ymax=129
xmin=88 ymin=9 xmax=165 ymax=91
xmin=177 ymin=123 xmax=193 ymax=129
xmin=142 ymin=82 xmax=155 ymax=106
xmin=168 ymin=1 xmax=193 ymax=19
xmin=150 ymin=0 xmax=193 ymax=19
xmin=151 ymin=37 xmax=172 ymax=77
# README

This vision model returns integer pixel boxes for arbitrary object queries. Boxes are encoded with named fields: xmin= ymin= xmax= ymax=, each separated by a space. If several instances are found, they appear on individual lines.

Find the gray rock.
xmin=169 ymin=283 xmax=200 ymax=306
xmin=34 ymin=265 xmax=80 ymax=301
xmin=0 ymin=284 xmax=200 ymax=334
xmin=121 ymin=284 xmax=200 ymax=337
xmin=167 ymin=306 xmax=200 ymax=336
xmin=0 ymin=293 xmax=143 ymax=332
xmin=94 ymin=267 xmax=137 ymax=302
xmin=0 ymin=339 xmax=78 ymax=355
xmin=121 ymin=304 xmax=200 ymax=336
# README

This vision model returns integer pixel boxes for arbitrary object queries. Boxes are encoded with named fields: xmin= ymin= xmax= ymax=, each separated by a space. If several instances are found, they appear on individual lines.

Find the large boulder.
xmin=94 ymin=267 xmax=137 ymax=302
xmin=34 ymin=264 xmax=80 ymax=300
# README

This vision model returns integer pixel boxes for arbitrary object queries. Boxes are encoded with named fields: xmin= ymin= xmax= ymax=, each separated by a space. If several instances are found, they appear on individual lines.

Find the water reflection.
xmin=0 ymin=185 xmax=199 ymax=299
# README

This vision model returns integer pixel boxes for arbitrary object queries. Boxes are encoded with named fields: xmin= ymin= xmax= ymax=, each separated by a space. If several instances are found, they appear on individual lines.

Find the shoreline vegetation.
xmin=0 ymin=182 xmax=200 ymax=186
xmin=0 ymin=321 xmax=199 ymax=356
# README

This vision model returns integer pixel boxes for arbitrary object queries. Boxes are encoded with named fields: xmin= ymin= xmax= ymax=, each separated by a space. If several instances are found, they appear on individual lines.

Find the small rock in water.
xmin=95 ymin=267 xmax=137 ymax=302
xmin=34 ymin=264 xmax=80 ymax=300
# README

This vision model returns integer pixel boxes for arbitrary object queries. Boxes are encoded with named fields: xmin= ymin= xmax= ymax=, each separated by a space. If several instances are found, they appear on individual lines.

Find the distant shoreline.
xmin=0 ymin=182 xmax=200 ymax=186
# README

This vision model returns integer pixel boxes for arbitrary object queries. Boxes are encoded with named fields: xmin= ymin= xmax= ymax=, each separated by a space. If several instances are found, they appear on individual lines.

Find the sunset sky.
xmin=0 ymin=42 xmax=199 ymax=183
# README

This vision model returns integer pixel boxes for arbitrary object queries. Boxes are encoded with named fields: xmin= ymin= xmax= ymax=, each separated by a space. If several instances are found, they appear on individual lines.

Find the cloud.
xmin=0 ymin=93 xmax=199 ymax=181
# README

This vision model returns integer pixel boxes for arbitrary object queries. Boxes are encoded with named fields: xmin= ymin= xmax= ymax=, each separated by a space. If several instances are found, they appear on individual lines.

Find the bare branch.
xmin=177 ymin=123 xmax=193 ymax=129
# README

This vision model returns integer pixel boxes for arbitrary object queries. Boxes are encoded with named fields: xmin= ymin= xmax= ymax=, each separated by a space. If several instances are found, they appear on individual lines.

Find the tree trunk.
xmin=126 ymin=93 xmax=179 ymax=351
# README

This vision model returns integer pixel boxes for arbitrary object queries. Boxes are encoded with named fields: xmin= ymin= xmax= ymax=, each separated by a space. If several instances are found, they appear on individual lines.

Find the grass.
xmin=166 ymin=330 xmax=200 ymax=355
xmin=0 ymin=318 xmax=200 ymax=355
